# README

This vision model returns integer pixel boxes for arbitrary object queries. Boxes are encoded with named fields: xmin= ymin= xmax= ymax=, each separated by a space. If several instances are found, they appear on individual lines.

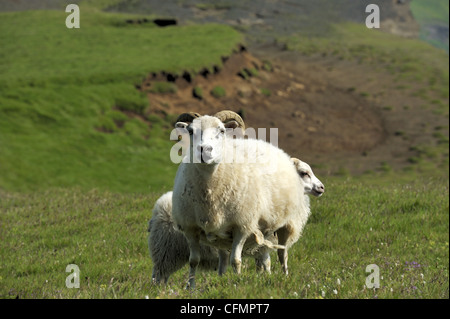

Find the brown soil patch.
xmin=141 ymin=47 xmax=389 ymax=174
xmin=137 ymin=42 xmax=448 ymax=176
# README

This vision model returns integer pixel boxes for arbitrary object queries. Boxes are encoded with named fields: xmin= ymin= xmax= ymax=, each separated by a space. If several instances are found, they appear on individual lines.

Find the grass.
xmin=0 ymin=10 xmax=242 ymax=88
xmin=0 ymin=9 xmax=242 ymax=193
xmin=0 ymin=5 xmax=448 ymax=300
xmin=0 ymin=175 xmax=447 ymax=299
xmin=210 ymin=86 xmax=226 ymax=98
xmin=280 ymin=23 xmax=449 ymax=98
xmin=262 ymin=60 xmax=273 ymax=72
xmin=147 ymin=82 xmax=178 ymax=94
xmin=410 ymin=0 xmax=449 ymax=24
xmin=410 ymin=0 xmax=449 ymax=52
xmin=237 ymin=67 xmax=259 ymax=80
xmin=260 ymin=88 xmax=271 ymax=97
xmin=193 ymin=86 xmax=204 ymax=100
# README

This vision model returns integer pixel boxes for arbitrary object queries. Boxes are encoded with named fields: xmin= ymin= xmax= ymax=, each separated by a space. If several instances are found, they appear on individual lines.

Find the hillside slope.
xmin=0 ymin=9 xmax=242 ymax=192
xmin=0 ymin=3 xmax=448 ymax=192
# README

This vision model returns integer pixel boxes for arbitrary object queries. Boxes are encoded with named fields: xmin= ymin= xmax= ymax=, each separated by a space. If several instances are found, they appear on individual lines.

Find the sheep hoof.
xmin=232 ymin=259 xmax=242 ymax=274
xmin=185 ymin=279 xmax=196 ymax=290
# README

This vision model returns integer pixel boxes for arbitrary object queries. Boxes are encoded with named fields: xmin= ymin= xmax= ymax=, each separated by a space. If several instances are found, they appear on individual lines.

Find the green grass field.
xmin=0 ymin=5 xmax=448 ymax=299
xmin=1 ymin=175 xmax=448 ymax=299
xmin=410 ymin=0 xmax=449 ymax=25
xmin=0 ymin=9 xmax=242 ymax=193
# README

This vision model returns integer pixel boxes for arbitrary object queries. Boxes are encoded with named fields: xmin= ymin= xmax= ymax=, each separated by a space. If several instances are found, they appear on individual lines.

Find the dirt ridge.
xmin=140 ymin=48 xmax=388 ymax=175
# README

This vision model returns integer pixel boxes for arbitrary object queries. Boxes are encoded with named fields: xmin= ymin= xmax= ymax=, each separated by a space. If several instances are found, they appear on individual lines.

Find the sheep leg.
xmin=277 ymin=249 xmax=289 ymax=275
xmin=255 ymin=251 xmax=271 ymax=274
xmin=218 ymin=249 xmax=229 ymax=276
xmin=255 ymin=257 xmax=264 ymax=273
xmin=151 ymin=268 xmax=157 ymax=283
xmin=275 ymin=227 xmax=290 ymax=275
xmin=185 ymin=232 xmax=201 ymax=289
xmin=230 ymin=229 xmax=248 ymax=274
xmin=152 ymin=267 xmax=169 ymax=284
xmin=152 ymin=268 xmax=160 ymax=284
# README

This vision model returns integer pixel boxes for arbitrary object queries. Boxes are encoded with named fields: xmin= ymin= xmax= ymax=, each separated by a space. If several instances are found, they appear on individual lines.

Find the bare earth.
xmin=142 ymin=44 xmax=447 ymax=176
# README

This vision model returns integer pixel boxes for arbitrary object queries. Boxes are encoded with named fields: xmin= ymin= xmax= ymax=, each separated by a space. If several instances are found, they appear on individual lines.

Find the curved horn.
xmin=175 ymin=112 xmax=201 ymax=123
xmin=213 ymin=110 xmax=245 ymax=130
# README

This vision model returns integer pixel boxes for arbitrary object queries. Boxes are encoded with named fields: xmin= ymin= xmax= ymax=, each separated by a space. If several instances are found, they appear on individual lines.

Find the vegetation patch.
xmin=0 ymin=176 xmax=447 ymax=299
xmin=260 ymin=88 xmax=271 ymax=97
xmin=262 ymin=60 xmax=273 ymax=72
xmin=210 ymin=86 xmax=226 ymax=98
xmin=192 ymin=86 xmax=204 ymax=100
xmin=147 ymin=82 xmax=178 ymax=94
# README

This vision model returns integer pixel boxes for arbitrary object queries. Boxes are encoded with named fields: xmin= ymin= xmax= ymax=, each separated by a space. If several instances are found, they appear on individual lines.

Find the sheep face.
xmin=291 ymin=158 xmax=325 ymax=197
xmin=175 ymin=115 xmax=239 ymax=165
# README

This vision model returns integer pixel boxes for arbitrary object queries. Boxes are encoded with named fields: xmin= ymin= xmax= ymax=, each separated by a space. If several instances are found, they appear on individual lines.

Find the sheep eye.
xmin=300 ymin=172 xmax=309 ymax=178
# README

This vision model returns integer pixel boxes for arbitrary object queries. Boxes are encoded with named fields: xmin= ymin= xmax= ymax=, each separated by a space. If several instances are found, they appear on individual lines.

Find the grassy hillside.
xmin=0 ymin=10 xmax=240 ymax=87
xmin=281 ymin=22 xmax=448 ymax=97
xmin=1 ymin=176 xmax=447 ymax=299
xmin=280 ymin=22 xmax=449 ymax=176
xmin=410 ymin=0 xmax=449 ymax=52
xmin=0 ymin=9 xmax=242 ymax=193
xmin=411 ymin=0 xmax=449 ymax=24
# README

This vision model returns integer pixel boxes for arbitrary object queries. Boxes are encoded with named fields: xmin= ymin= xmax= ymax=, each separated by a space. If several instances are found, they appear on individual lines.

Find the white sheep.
xmin=214 ymin=157 xmax=325 ymax=276
xmin=147 ymin=191 xmax=218 ymax=284
xmin=147 ymin=191 xmax=276 ymax=283
xmin=172 ymin=113 xmax=309 ymax=288
xmin=147 ymin=158 xmax=324 ymax=283
xmin=274 ymin=158 xmax=324 ymax=275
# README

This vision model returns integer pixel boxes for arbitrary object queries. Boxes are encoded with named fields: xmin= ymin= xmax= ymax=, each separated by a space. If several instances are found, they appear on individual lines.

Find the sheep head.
xmin=174 ymin=111 xmax=245 ymax=165
xmin=291 ymin=158 xmax=325 ymax=197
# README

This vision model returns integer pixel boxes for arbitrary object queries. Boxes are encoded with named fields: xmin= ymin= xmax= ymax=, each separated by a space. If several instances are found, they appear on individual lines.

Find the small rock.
xmin=237 ymin=86 xmax=253 ymax=98
xmin=237 ymin=18 xmax=264 ymax=26
xmin=287 ymin=82 xmax=305 ymax=92
xmin=277 ymin=90 xmax=288 ymax=97
xmin=292 ymin=82 xmax=305 ymax=90
xmin=238 ymin=98 xmax=249 ymax=105
xmin=292 ymin=111 xmax=305 ymax=119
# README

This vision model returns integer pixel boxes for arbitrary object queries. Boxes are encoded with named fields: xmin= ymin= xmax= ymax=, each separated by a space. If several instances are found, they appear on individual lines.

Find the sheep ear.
xmin=224 ymin=120 xmax=239 ymax=129
xmin=290 ymin=157 xmax=300 ymax=168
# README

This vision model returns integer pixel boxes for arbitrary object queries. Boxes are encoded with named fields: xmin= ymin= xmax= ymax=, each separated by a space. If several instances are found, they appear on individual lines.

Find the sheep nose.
xmin=317 ymin=184 xmax=325 ymax=193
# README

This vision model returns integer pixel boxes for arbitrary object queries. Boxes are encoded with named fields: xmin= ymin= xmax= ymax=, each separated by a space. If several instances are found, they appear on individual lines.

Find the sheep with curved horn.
xmin=172 ymin=111 xmax=307 ymax=289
